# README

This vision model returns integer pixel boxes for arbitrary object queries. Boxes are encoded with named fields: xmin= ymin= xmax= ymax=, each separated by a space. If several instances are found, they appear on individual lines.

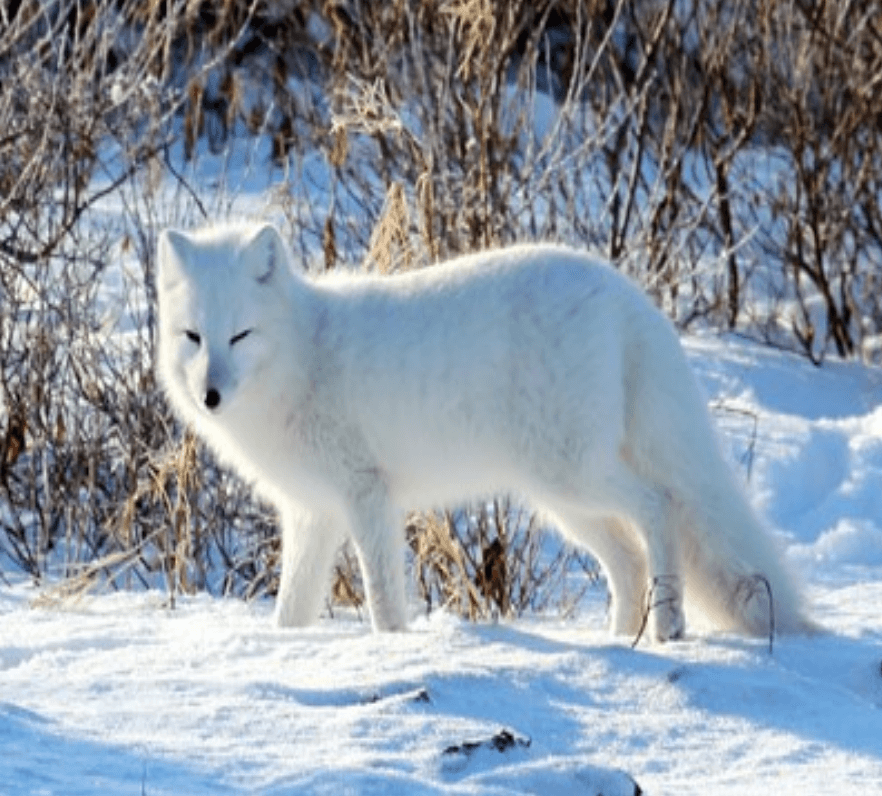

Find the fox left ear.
xmin=245 ymin=223 xmax=284 ymax=285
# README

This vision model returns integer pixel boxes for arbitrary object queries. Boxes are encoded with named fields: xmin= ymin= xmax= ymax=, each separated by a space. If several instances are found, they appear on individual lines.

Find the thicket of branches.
xmin=2 ymin=0 xmax=881 ymax=615
xmin=181 ymin=0 xmax=882 ymax=357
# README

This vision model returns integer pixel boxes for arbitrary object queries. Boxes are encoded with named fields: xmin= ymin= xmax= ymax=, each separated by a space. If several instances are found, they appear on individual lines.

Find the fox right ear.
xmin=157 ymin=229 xmax=191 ymax=291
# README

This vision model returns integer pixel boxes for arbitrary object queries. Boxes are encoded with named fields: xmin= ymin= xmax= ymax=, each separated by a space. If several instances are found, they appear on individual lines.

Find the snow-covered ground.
xmin=2 ymin=334 xmax=881 ymax=795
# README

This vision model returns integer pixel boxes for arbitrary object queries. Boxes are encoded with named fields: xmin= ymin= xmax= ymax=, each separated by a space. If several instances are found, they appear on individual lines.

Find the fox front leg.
xmin=275 ymin=508 xmax=345 ymax=628
xmin=343 ymin=483 xmax=408 ymax=632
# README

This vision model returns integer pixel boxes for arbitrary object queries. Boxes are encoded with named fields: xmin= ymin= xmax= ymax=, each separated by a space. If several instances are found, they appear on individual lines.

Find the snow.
xmin=2 ymin=335 xmax=882 ymax=795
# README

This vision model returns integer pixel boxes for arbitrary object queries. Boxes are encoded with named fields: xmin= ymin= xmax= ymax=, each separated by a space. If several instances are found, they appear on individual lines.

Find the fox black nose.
xmin=204 ymin=388 xmax=221 ymax=410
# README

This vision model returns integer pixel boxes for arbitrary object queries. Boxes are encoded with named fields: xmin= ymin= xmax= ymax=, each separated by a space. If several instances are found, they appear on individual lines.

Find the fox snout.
xmin=204 ymin=387 xmax=222 ymax=411
xmin=194 ymin=354 xmax=232 ymax=413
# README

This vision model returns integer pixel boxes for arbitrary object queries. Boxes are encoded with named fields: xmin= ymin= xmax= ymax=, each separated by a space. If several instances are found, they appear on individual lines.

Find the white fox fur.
xmin=156 ymin=221 xmax=812 ymax=642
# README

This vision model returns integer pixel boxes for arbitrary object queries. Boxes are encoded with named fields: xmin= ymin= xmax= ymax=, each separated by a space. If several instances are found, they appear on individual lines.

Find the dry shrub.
xmin=0 ymin=0 xmax=281 ymax=603
xmin=406 ymin=502 xmax=599 ymax=621
xmin=150 ymin=0 xmax=882 ymax=359
xmin=8 ymin=0 xmax=882 ymax=618
xmin=363 ymin=182 xmax=415 ymax=274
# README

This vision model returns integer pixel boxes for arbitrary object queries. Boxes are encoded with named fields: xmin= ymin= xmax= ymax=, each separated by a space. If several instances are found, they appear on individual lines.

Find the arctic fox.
xmin=156 ymin=221 xmax=811 ymax=642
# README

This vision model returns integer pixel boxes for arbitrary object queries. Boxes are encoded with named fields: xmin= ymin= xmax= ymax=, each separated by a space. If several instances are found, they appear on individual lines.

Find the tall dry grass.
xmin=4 ymin=0 xmax=882 ymax=617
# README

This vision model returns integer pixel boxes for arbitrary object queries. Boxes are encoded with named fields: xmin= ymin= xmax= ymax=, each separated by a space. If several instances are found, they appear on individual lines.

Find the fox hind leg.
xmin=619 ymin=479 xmax=686 ymax=642
xmin=573 ymin=465 xmax=687 ymax=642
xmin=553 ymin=511 xmax=649 ymax=637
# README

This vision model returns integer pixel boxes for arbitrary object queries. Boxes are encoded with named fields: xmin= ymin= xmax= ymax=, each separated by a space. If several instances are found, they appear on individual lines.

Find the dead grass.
xmin=6 ymin=0 xmax=882 ymax=619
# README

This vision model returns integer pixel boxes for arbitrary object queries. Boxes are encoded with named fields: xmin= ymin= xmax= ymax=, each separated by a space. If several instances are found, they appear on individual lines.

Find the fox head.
xmin=156 ymin=222 xmax=292 ymax=424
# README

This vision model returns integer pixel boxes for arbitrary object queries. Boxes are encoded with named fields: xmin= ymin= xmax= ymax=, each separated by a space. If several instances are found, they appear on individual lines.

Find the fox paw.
xmin=648 ymin=575 xmax=685 ymax=643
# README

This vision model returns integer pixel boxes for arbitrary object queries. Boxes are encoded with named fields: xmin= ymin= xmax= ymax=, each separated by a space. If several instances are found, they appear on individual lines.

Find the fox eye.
xmin=185 ymin=330 xmax=201 ymax=345
xmin=230 ymin=329 xmax=252 ymax=345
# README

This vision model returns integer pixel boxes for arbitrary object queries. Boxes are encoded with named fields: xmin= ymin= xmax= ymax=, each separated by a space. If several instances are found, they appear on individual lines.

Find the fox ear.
xmin=244 ymin=223 xmax=284 ymax=285
xmin=157 ymin=228 xmax=192 ymax=292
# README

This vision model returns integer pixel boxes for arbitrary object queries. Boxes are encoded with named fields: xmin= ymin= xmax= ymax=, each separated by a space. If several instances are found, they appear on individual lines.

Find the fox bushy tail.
xmin=676 ymin=462 xmax=812 ymax=636
xmin=628 ymin=328 xmax=813 ymax=637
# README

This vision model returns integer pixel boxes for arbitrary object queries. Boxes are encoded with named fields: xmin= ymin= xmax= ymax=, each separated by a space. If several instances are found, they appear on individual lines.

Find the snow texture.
xmin=2 ymin=334 xmax=881 ymax=795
